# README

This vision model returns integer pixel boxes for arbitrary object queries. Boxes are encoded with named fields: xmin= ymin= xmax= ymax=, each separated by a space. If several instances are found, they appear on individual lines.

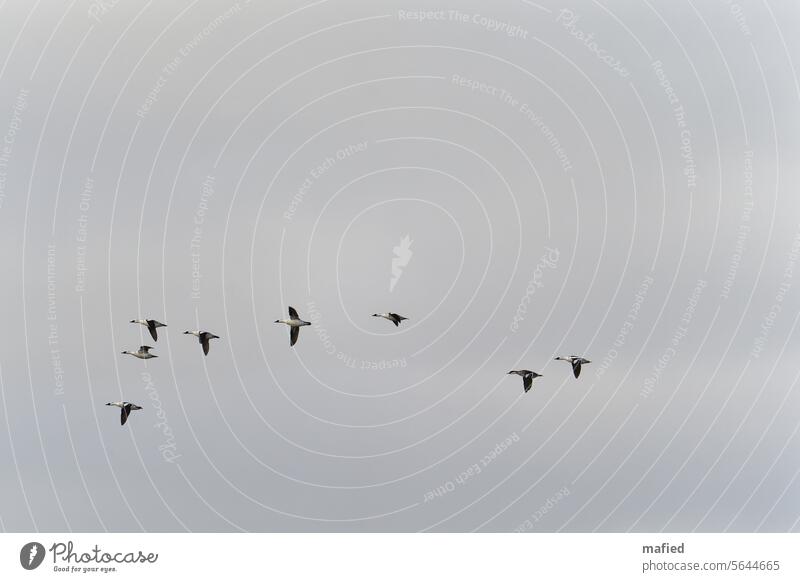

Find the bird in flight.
xmin=554 ymin=355 xmax=591 ymax=378
xmin=105 ymin=401 xmax=143 ymax=426
xmin=183 ymin=330 xmax=220 ymax=356
xmin=371 ymin=312 xmax=408 ymax=327
xmin=130 ymin=318 xmax=167 ymax=342
xmin=274 ymin=306 xmax=311 ymax=347
xmin=121 ymin=345 xmax=157 ymax=359
xmin=507 ymin=369 xmax=542 ymax=393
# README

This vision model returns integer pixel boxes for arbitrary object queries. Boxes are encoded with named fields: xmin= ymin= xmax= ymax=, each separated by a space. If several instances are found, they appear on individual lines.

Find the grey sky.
xmin=0 ymin=0 xmax=798 ymax=532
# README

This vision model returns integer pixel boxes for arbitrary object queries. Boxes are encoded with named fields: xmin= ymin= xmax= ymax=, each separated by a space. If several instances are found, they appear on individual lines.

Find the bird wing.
xmin=523 ymin=374 xmax=533 ymax=393
xmin=121 ymin=405 xmax=130 ymax=426
xmin=288 ymin=306 xmax=299 ymax=319
xmin=290 ymin=326 xmax=299 ymax=346
xmin=201 ymin=335 xmax=210 ymax=355
xmin=572 ymin=360 xmax=582 ymax=378
xmin=147 ymin=321 xmax=158 ymax=342
xmin=140 ymin=346 xmax=151 ymax=353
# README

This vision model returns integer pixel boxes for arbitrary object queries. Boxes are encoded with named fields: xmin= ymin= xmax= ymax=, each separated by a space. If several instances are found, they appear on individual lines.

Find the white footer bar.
xmin=1 ymin=533 xmax=796 ymax=581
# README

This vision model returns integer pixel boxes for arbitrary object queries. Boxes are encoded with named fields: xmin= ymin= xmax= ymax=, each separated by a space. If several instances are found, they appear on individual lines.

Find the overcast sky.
xmin=0 ymin=0 xmax=798 ymax=532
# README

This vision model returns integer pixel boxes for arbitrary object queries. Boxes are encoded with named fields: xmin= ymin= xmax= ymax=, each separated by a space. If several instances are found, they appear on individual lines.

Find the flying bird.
xmin=507 ymin=369 xmax=542 ymax=393
xmin=121 ymin=346 xmax=157 ymax=359
xmin=183 ymin=330 xmax=220 ymax=355
xmin=274 ymin=306 xmax=311 ymax=346
xmin=554 ymin=355 xmax=591 ymax=378
xmin=106 ymin=401 xmax=143 ymax=426
xmin=130 ymin=318 xmax=167 ymax=342
xmin=371 ymin=312 xmax=408 ymax=327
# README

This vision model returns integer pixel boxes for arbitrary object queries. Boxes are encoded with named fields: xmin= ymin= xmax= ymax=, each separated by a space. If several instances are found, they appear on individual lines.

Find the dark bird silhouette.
xmin=274 ymin=306 xmax=311 ymax=346
xmin=130 ymin=319 xmax=167 ymax=342
xmin=555 ymin=355 xmax=591 ymax=378
xmin=106 ymin=401 xmax=143 ymax=426
xmin=183 ymin=330 xmax=220 ymax=355
xmin=507 ymin=370 xmax=542 ymax=393
xmin=371 ymin=312 xmax=409 ymax=327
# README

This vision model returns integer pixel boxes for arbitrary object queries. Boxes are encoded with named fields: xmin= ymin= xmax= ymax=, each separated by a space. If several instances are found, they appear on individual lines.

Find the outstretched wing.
xmin=572 ymin=360 xmax=582 ymax=378
xmin=389 ymin=314 xmax=406 ymax=326
xmin=523 ymin=374 xmax=533 ymax=393
xmin=201 ymin=335 xmax=210 ymax=356
xmin=139 ymin=345 xmax=152 ymax=353
xmin=288 ymin=306 xmax=299 ymax=319
xmin=290 ymin=326 xmax=299 ymax=347
xmin=121 ymin=405 xmax=131 ymax=426
xmin=148 ymin=321 xmax=158 ymax=342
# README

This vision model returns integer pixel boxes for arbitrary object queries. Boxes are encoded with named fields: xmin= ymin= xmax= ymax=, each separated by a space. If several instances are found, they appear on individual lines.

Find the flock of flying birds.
xmin=106 ymin=308 xmax=590 ymax=426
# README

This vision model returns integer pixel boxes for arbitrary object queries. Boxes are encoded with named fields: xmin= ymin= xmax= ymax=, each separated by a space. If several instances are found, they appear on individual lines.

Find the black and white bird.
xmin=130 ymin=318 xmax=167 ymax=342
xmin=371 ymin=312 xmax=408 ymax=327
xmin=121 ymin=346 xmax=157 ymax=359
xmin=554 ymin=355 xmax=591 ymax=378
xmin=274 ymin=306 xmax=311 ymax=347
xmin=183 ymin=330 xmax=220 ymax=356
xmin=507 ymin=370 xmax=542 ymax=393
xmin=105 ymin=401 xmax=143 ymax=426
